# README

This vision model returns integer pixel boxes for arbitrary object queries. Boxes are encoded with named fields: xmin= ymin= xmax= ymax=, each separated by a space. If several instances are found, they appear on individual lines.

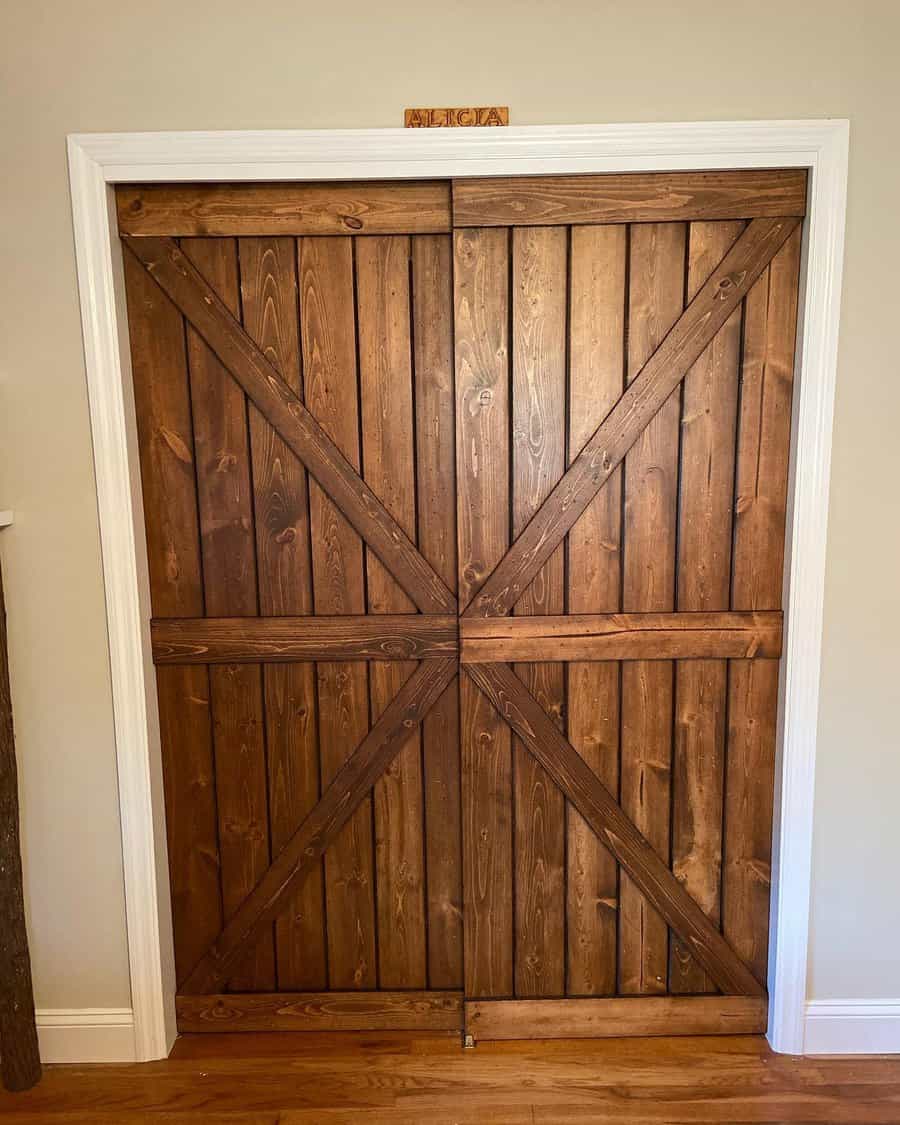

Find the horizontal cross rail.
xmin=460 ymin=611 xmax=781 ymax=663
xmin=152 ymin=615 xmax=458 ymax=664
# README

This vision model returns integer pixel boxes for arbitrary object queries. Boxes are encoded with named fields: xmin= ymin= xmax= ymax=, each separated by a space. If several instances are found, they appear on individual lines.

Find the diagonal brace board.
xmin=123 ymin=236 xmax=456 ymax=616
xmin=182 ymin=658 xmax=457 ymax=994
xmin=464 ymin=661 xmax=765 ymax=997
xmin=464 ymin=216 xmax=800 ymax=618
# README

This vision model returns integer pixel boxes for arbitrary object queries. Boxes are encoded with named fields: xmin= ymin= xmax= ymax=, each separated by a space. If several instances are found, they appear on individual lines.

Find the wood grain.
xmin=453 ymin=170 xmax=807 ymax=227
xmin=118 ymin=181 xmax=452 ymax=236
xmin=357 ymin=235 xmax=427 ymax=989
xmin=464 ymin=662 xmax=764 ymax=998
xmin=177 ymin=991 xmax=463 ymax=1033
xmin=238 ymin=235 xmax=323 ymax=990
xmin=724 ymin=225 xmax=802 ymax=983
xmin=619 ymin=222 xmax=684 ymax=997
xmin=299 ymin=236 xmax=376 ymax=990
xmin=511 ymin=226 xmax=566 ymax=998
xmin=124 ymin=236 xmax=455 ymax=615
xmin=460 ymin=612 xmax=782 ymax=663
xmin=122 ymin=249 xmax=221 ymax=990
xmin=464 ymin=217 xmax=801 ymax=620
xmin=181 ymin=237 xmax=274 ymax=992
xmin=454 ymin=227 xmax=513 ymax=997
xmin=670 ymin=221 xmax=742 ymax=993
xmin=156 ymin=665 xmax=222 ymax=988
xmin=565 ymin=224 xmax=625 ymax=997
xmin=122 ymin=249 xmax=204 ymax=618
xmin=412 ymin=235 xmax=463 ymax=989
xmin=6 ymin=1029 xmax=900 ymax=1123
xmin=181 ymin=659 xmax=456 ymax=995
xmin=152 ymin=616 xmax=459 ymax=663
xmin=465 ymin=995 xmax=767 ymax=1041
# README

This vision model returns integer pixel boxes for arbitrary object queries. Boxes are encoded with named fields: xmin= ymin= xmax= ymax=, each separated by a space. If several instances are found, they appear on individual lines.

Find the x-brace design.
xmin=127 ymin=217 xmax=794 ymax=1001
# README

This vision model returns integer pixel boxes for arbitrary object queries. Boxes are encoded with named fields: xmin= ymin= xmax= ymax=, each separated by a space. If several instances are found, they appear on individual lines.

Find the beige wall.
xmin=1 ymin=0 xmax=897 ymax=1012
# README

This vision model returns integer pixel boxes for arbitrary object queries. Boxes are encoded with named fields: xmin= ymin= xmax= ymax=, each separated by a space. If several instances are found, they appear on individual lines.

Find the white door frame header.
xmin=67 ymin=120 xmax=849 ymax=1059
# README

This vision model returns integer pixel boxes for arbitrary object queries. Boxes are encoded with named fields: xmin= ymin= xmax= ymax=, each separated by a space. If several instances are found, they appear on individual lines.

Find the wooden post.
xmin=0 ymin=547 xmax=41 ymax=1090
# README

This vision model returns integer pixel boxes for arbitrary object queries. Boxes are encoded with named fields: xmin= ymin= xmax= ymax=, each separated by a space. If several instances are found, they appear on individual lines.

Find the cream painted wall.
xmin=1 ymin=0 xmax=897 ymax=1011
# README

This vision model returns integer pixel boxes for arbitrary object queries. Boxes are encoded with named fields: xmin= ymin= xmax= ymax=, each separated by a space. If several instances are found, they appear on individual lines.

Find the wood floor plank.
xmin=9 ymin=1033 xmax=900 ymax=1123
xmin=454 ymin=227 xmax=513 ymax=998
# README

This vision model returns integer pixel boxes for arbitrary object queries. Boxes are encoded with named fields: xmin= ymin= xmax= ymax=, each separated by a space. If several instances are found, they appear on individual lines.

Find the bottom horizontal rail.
xmin=177 ymin=990 xmax=464 ymax=1033
xmin=464 ymin=995 xmax=768 ymax=1042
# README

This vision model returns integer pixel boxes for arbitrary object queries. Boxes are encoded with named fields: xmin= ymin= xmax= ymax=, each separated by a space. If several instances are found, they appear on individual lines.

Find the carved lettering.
xmin=404 ymin=106 xmax=509 ymax=128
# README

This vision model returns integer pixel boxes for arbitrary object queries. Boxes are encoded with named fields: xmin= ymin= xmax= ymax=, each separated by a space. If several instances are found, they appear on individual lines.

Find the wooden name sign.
xmin=404 ymin=107 xmax=509 ymax=128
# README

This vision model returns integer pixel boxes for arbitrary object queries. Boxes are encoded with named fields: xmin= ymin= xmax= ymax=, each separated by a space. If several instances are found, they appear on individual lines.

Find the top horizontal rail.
xmin=453 ymin=169 xmax=807 ymax=227
xmin=116 ymin=180 xmax=452 ymax=236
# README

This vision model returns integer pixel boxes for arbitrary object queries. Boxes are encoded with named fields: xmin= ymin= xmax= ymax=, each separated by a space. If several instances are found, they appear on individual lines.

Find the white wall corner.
xmin=36 ymin=1008 xmax=136 ymax=1064
xmin=805 ymin=1000 xmax=900 ymax=1055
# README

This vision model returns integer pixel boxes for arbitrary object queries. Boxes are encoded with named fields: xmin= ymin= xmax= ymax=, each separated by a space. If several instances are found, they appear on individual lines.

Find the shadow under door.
xmin=118 ymin=168 xmax=804 ymax=1041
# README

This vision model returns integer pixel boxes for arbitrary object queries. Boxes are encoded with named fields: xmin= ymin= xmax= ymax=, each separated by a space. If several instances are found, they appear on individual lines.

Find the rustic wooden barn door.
xmin=118 ymin=167 xmax=805 ymax=1042
xmin=118 ymin=182 xmax=465 ymax=1032
xmin=453 ymin=171 xmax=805 ymax=1041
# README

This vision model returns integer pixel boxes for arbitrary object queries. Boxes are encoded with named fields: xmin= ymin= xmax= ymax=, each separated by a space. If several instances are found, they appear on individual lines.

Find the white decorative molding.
xmin=66 ymin=120 xmax=849 ymax=1060
xmin=36 ymin=1008 xmax=135 ymax=1064
xmin=805 ymin=1000 xmax=900 ymax=1054
xmin=0 ymin=511 xmax=14 ymax=528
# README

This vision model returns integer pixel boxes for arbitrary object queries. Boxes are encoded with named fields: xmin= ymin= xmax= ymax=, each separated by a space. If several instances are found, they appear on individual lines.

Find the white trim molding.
xmin=36 ymin=1009 xmax=135 ymax=1064
xmin=66 ymin=120 xmax=849 ymax=1060
xmin=805 ymin=1001 xmax=900 ymax=1055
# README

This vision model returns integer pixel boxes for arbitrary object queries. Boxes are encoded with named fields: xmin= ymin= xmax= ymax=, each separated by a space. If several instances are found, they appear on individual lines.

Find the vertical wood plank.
xmin=412 ymin=234 xmax=463 ymax=989
xmin=300 ymin=236 xmax=377 ymax=989
xmin=356 ymin=235 xmax=427 ymax=989
xmin=619 ymin=223 xmax=685 ymax=996
xmin=239 ymin=237 xmax=326 ymax=991
xmin=455 ymin=227 xmax=513 ymax=998
xmin=511 ymin=226 xmax=567 ymax=998
xmin=670 ymin=221 xmax=743 ymax=994
xmin=566 ymin=225 xmax=625 ymax=996
xmin=725 ymin=225 xmax=802 ymax=983
xmin=182 ymin=238 xmax=274 ymax=992
xmin=123 ymin=251 xmax=221 ymax=989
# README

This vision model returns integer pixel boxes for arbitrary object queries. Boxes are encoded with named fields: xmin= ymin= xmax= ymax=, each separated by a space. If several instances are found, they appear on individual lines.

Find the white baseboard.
xmin=32 ymin=1001 xmax=900 ymax=1061
xmin=36 ymin=1008 xmax=136 ymax=1063
xmin=804 ymin=1000 xmax=900 ymax=1054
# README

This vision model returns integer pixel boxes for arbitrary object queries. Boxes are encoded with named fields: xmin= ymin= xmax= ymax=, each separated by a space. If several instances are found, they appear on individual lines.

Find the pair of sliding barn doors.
xmin=119 ymin=168 xmax=804 ymax=1042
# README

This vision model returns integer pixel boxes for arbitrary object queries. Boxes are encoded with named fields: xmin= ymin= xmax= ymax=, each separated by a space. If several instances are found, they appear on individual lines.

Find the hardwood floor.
xmin=2 ymin=1033 xmax=900 ymax=1122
